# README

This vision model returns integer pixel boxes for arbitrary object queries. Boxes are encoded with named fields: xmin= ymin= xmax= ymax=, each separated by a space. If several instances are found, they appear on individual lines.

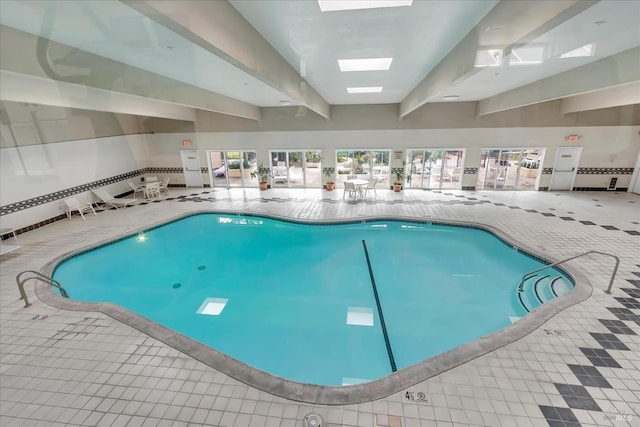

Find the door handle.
xmin=554 ymin=167 xmax=575 ymax=172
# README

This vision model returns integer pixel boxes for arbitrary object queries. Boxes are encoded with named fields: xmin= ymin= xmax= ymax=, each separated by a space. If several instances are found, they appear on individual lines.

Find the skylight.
xmin=347 ymin=87 xmax=383 ymax=94
xmin=474 ymin=49 xmax=503 ymax=67
xmin=509 ymin=46 xmax=545 ymax=65
xmin=338 ymin=58 xmax=393 ymax=72
xmin=318 ymin=0 xmax=412 ymax=12
xmin=560 ymin=43 xmax=594 ymax=58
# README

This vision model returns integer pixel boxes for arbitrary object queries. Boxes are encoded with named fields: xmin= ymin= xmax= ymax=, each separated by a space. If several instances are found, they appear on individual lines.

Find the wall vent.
xmin=607 ymin=177 xmax=618 ymax=190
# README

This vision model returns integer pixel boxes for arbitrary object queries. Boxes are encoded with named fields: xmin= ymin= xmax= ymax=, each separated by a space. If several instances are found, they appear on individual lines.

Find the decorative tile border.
xmin=147 ymin=167 xmax=184 ymax=173
xmin=541 ymin=167 xmax=554 ymax=174
xmin=0 ymin=167 xmax=194 ymax=217
xmin=574 ymin=187 xmax=629 ymax=192
xmin=463 ymin=167 xmax=478 ymax=174
xmin=577 ymin=167 xmax=634 ymax=175
xmin=0 ymin=169 xmax=147 ymax=216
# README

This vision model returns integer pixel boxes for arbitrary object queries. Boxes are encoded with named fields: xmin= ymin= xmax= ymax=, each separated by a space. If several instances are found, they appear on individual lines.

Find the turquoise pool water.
xmin=52 ymin=214 xmax=570 ymax=386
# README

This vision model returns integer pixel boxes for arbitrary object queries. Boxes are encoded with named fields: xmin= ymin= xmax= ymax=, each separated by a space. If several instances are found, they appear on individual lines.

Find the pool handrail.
xmin=16 ymin=270 xmax=69 ymax=307
xmin=518 ymin=250 xmax=620 ymax=295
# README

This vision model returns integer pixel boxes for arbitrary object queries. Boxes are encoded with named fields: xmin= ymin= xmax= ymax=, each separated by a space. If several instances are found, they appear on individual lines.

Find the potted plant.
xmin=251 ymin=164 xmax=271 ymax=190
xmin=391 ymin=167 xmax=405 ymax=192
xmin=323 ymin=167 xmax=335 ymax=191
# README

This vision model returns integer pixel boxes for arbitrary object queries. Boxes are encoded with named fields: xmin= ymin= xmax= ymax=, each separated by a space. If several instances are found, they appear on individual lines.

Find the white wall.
xmin=147 ymin=126 xmax=640 ymax=189
xmin=2 ymin=124 xmax=637 ymax=233
xmin=0 ymin=134 xmax=149 ymax=230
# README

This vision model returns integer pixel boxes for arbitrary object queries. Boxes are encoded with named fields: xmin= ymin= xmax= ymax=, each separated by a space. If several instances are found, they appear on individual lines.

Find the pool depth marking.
xmin=361 ymin=239 xmax=397 ymax=372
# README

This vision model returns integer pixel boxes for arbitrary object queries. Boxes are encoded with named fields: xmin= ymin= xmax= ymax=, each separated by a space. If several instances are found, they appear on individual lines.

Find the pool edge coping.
xmin=37 ymin=210 xmax=592 ymax=405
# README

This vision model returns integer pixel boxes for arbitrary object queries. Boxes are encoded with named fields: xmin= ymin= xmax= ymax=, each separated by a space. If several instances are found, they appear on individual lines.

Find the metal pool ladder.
xmin=518 ymin=250 xmax=620 ymax=295
xmin=16 ymin=270 xmax=69 ymax=308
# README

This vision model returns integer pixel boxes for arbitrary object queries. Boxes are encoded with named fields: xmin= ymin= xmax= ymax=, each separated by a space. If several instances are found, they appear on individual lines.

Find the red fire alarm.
xmin=183 ymin=140 xmax=192 ymax=147
xmin=566 ymin=135 xmax=580 ymax=142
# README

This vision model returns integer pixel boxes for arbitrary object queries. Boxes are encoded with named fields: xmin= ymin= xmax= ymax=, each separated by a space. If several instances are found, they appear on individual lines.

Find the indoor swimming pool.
xmin=51 ymin=213 xmax=573 ymax=386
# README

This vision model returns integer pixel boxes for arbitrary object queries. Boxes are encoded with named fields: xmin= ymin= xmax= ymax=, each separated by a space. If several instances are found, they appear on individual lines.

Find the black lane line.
xmin=361 ymin=239 xmax=397 ymax=372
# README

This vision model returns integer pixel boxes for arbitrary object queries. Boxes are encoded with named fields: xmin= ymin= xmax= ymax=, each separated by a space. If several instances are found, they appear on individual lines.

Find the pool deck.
xmin=1 ymin=188 xmax=639 ymax=427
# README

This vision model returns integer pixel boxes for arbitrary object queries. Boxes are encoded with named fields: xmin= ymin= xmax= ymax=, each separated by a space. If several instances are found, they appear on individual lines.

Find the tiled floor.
xmin=1 ymin=188 xmax=638 ymax=427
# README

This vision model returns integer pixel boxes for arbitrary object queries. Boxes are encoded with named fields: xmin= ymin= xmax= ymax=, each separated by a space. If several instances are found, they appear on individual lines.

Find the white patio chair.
xmin=145 ymin=182 xmax=161 ymax=199
xmin=128 ymin=181 xmax=145 ymax=199
xmin=363 ymin=177 xmax=378 ymax=198
xmin=158 ymin=177 xmax=170 ymax=194
xmin=64 ymin=197 xmax=96 ymax=220
xmin=92 ymin=188 xmax=139 ymax=209
xmin=343 ymin=181 xmax=357 ymax=200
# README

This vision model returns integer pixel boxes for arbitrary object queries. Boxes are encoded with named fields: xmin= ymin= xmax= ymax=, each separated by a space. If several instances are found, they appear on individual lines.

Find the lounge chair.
xmin=64 ymin=197 xmax=96 ymax=220
xmin=0 ymin=240 xmax=21 ymax=256
xmin=92 ymin=188 xmax=139 ymax=209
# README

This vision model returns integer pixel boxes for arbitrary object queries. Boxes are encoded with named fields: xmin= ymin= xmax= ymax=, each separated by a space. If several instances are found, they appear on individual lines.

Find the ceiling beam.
xmin=0 ymin=25 xmax=261 ymax=121
xmin=400 ymin=0 xmax=595 ymax=118
xmin=124 ymin=0 xmax=330 ymax=119
xmin=0 ymin=70 xmax=197 ymax=121
xmin=478 ymin=47 xmax=640 ymax=116
xmin=560 ymin=82 xmax=640 ymax=114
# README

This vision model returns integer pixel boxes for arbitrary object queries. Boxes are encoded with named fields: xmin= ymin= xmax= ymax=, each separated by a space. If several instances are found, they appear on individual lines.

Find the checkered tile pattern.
xmin=539 ymin=266 xmax=640 ymax=427
xmin=1 ymin=188 xmax=638 ymax=427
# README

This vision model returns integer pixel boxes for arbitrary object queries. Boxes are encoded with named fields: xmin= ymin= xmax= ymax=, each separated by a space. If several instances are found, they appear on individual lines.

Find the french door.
xmin=405 ymin=149 xmax=464 ymax=190
xmin=477 ymin=148 xmax=543 ymax=190
xmin=269 ymin=150 xmax=322 ymax=188
xmin=335 ymin=149 xmax=390 ymax=188
xmin=207 ymin=150 xmax=257 ymax=188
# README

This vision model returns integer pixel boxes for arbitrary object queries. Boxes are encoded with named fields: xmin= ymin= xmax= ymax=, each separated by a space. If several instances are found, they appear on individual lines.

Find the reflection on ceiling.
xmin=0 ymin=0 xmax=638 ymax=121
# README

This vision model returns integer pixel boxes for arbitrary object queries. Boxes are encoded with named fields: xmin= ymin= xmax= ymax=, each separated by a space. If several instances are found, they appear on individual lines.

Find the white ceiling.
xmin=0 ymin=0 xmax=639 ymax=119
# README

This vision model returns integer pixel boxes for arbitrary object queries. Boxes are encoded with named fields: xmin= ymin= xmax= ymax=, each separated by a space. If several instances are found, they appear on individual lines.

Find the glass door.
xmin=335 ymin=149 xmax=391 ymax=188
xmin=305 ymin=151 xmax=322 ymax=187
xmin=209 ymin=151 xmax=228 ymax=187
xmin=207 ymin=150 xmax=257 ymax=188
xmin=371 ymin=150 xmax=390 ymax=186
xmin=225 ymin=151 xmax=244 ymax=188
xmin=478 ymin=148 xmax=543 ymax=190
xmin=405 ymin=149 xmax=464 ymax=189
xmin=269 ymin=150 xmax=322 ymax=188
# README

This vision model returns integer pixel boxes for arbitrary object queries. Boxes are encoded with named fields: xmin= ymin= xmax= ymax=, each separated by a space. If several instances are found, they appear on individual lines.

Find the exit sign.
xmin=183 ymin=140 xmax=192 ymax=147
xmin=566 ymin=135 xmax=580 ymax=142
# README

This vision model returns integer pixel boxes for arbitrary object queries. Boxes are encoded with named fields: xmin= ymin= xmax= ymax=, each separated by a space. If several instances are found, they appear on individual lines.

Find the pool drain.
xmin=302 ymin=412 xmax=323 ymax=427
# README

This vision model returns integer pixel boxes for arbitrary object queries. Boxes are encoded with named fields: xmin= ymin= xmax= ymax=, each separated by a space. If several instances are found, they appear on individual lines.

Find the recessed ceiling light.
xmin=318 ymin=0 xmax=412 ymax=12
xmin=347 ymin=87 xmax=383 ymax=94
xmin=442 ymin=95 xmax=459 ymax=101
xmin=338 ymin=58 xmax=393 ymax=72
